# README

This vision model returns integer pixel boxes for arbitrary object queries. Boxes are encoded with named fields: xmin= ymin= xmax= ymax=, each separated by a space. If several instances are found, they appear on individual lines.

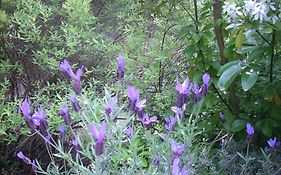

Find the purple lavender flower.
xmin=116 ymin=54 xmax=125 ymax=81
xmin=153 ymin=156 xmax=161 ymax=166
xmin=264 ymin=146 xmax=270 ymax=153
xmin=59 ymin=60 xmax=84 ymax=95
xmin=192 ymin=83 xmax=201 ymax=103
xmin=172 ymin=157 xmax=180 ymax=175
xmin=34 ymin=105 xmax=48 ymax=137
xmin=264 ymin=137 xmax=280 ymax=153
xmin=124 ymin=126 xmax=133 ymax=138
xmin=180 ymin=168 xmax=189 ymax=175
xmin=69 ymin=96 xmax=80 ymax=112
xmin=59 ymin=60 xmax=76 ymax=79
xmin=246 ymin=123 xmax=254 ymax=143
xmin=127 ymin=86 xmax=140 ymax=111
xmin=89 ymin=122 xmax=107 ymax=155
xmin=201 ymin=73 xmax=210 ymax=96
xmin=172 ymin=158 xmax=189 ymax=175
xmin=135 ymin=99 xmax=146 ymax=112
xmin=139 ymin=113 xmax=158 ymax=129
xmin=104 ymin=96 xmax=118 ymax=116
xmin=171 ymin=106 xmax=184 ymax=119
xmin=17 ymin=151 xmax=31 ymax=164
xmin=72 ymin=67 xmax=83 ymax=95
xmin=246 ymin=123 xmax=254 ymax=135
xmin=59 ymin=103 xmax=72 ymax=126
xmin=202 ymin=73 xmax=210 ymax=86
xmin=71 ymin=139 xmax=80 ymax=151
xmin=58 ymin=125 xmax=66 ymax=140
xmin=219 ymin=112 xmax=225 ymax=123
xmin=268 ymin=137 xmax=277 ymax=148
xmin=176 ymin=78 xmax=191 ymax=108
xmin=19 ymin=99 xmax=30 ymax=118
xmin=170 ymin=139 xmax=185 ymax=158
xmin=19 ymin=100 xmax=35 ymax=131
xmin=165 ymin=116 xmax=176 ymax=132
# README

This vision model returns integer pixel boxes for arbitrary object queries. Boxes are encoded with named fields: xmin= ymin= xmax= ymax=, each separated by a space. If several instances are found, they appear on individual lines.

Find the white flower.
xmin=252 ymin=2 xmax=270 ymax=22
xmin=271 ymin=15 xmax=279 ymax=24
xmin=223 ymin=2 xmax=243 ymax=22
xmin=244 ymin=0 xmax=257 ymax=14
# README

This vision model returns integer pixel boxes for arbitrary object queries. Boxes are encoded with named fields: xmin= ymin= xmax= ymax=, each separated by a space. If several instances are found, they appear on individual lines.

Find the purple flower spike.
xmin=165 ymin=116 xmax=176 ymax=132
xmin=200 ymin=73 xmax=210 ymax=97
xmin=219 ymin=112 xmax=225 ymax=123
xmin=59 ymin=60 xmax=84 ymax=95
xmin=35 ymin=105 xmax=48 ymax=137
xmin=170 ymin=139 xmax=185 ymax=158
xmin=104 ymin=96 xmax=118 ymax=116
xmin=59 ymin=60 xmax=75 ymax=79
xmin=17 ymin=152 xmax=31 ymax=164
xmin=20 ymin=99 xmax=30 ymax=118
xmin=127 ymin=86 xmax=140 ymax=111
xmin=246 ymin=123 xmax=254 ymax=135
xmin=153 ymin=156 xmax=161 ymax=166
xmin=124 ymin=126 xmax=133 ymax=138
xmin=246 ymin=123 xmax=254 ymax=143
xmin=59 ymin=103 xmax=72 ymax=126
xmin=139 ymin=113 xmax=158 ymax=129
xmin=176 ymin=77 xmax=191 ymax=108
xmin=69 ymin=96 xmax=80 ymax=112
xmin=192 ymin=83 xmax=201 ymax=103
xmin=116 ymin=54 xmax=125 ymax=81
xmin=172 ymin=157 xmax=180 ymax=175
xmin=202 ymin=73 xmax=210 ymax=86
xmin=135 ymin=99 xmax=146 ymax=112
xmin=19 ymin=100 xmax=35 ymax=131
xmin=171 ymin=106 xmax=184 ymax=119
xmin=72 ymin=66 xmax=84 ymax=95
xmin=89 ymin=122 xmax=107 ymax=155
xmin=172 ymin=158 xmax=189 ymax=175
xmin=73 ymin=80 xmax=82 ymax=95
xmin=176 ymin=78 xmax=190 ymax=94
xmin=71 ymin=139 xmax=80 ymax=151
xmin=58 ymin=125 xmax=66 ymax=140
xmin=268 ymin=137 xmax=277 ymax=148
xmin=265 ymin=137 xmax=280 ymax=153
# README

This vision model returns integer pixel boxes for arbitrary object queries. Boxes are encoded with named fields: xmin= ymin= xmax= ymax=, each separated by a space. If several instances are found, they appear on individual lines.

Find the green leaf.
xmin=236 ymin=28 xmax=244 ymax=50
xmin=140 ymin=157 xmax=148 ymax=167
xmin=218 ymin=64 xmax=244 ymax=90
xmin=217 ymin=61 xmax=240 ymax=76
xmin=184 ymin=45 xmax=196 ymax=59
xmin=241 ymin=71 xmax=258 ymax=91
xmin=231 ymin=119 xmax=247 ymax=132
xmin=262 ymin=121 xmax=272 ymax=137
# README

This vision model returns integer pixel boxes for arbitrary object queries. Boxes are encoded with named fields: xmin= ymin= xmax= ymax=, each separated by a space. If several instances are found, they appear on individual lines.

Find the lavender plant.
xmin=16 ymin=55 xmax=215 ymax=174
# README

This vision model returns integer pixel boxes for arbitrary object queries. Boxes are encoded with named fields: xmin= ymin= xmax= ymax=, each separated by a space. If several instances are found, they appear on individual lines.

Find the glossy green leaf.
xmin=218 ymin=63 xmax=244 ymax=90
xmin=217 ymin=61 xmax=240 ymax=76
xmin=241 ymin=71 xmax=258 ymax=91
xmin=231 ymin=119 xmax=247 ymax=132
xmin=236 ymin=28 xmax=244 ymax=50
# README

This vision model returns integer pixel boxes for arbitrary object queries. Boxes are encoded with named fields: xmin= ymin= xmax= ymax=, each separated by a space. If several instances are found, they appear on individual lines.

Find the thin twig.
xmin=179 ymin=2 xmax=197 ymax=24
xmin=270 ymin=30 xmax=275 ymax=82
xmin=256 ymin=30 xmax=271 ymax=45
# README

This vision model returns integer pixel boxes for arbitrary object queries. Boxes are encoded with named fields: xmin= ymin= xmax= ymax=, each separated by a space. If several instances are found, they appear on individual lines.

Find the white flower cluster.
xmin=223 ymin=0 xmax=281 ymax=24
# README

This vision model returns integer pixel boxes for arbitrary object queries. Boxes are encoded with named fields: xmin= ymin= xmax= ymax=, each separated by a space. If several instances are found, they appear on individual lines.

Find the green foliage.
xmin=1 ymin=0 xmax=281 ymax=174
